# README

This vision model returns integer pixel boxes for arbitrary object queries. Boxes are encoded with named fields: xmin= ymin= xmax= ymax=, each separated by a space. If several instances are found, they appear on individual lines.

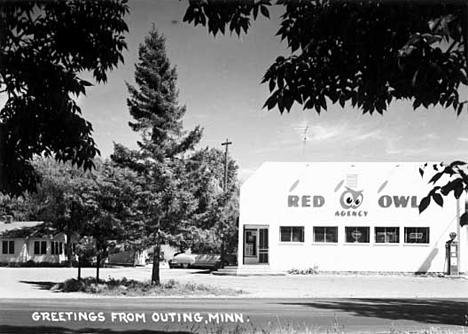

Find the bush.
xmin=288 ymin=266 xmax=319 ymax=275
xmin=52 ymin=276 xmax=243 ymax=296
xmin=163 ymin=279 xmax=177 ymax=289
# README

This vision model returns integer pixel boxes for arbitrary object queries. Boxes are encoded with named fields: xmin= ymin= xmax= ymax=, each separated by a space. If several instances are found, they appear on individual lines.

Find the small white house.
xmin=238 ymin=162 xmax=467 ymax=273
xmin=0 ymin=220 xmax=69 ymax=265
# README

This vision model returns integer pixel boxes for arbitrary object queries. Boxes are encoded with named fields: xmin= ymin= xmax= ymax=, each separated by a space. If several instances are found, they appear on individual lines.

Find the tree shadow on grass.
xmin=279 ymin=298 xmax=468 ymax=326
xmin=0 ymin=326 xmax=194 ymax=334
xmin=20 ymin=280 xmax=58 ymax=291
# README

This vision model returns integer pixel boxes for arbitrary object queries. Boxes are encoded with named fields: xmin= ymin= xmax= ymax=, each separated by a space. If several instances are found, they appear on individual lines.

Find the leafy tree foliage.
xmin=0 ymin=193 xmax=36 ymax=222
xmin=81 ymin=161 xmax=143 ymax=281
xmin=185 ymin=148 xmax=238 ymax=228
xmin=184 ymin=0 xmax=467 ymax=115
xmin=0 ymin=0 xmax=129 ymax=196
xmin=111 ymin=28 xmax=203 ymax=285
xmin=183 ymin=148 xmax=239 ymax=256
xmin=419 ymin=161 xmax=468 ymax=226
xmin=0 ymin=157 xmax=142 ymax=280
xmin=29 ymin=158 xmax=96 ymax=267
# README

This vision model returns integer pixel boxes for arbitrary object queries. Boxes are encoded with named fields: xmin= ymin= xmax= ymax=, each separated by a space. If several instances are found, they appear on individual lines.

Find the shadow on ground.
xmin=190 ymin=269 xmax=212 ymax=275
xmin=0 ymin=326 xmax=194 ymax=334
xmin=20 ymin=280 xmax=58 ymax=291
xmin=279 ymin=299 xmax=468 ymax=326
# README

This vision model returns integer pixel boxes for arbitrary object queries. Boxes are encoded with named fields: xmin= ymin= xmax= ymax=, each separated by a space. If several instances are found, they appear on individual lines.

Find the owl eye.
xmin=354 ymin=194 xmax=363 ymax=207
xmin=344 ymin=194 xmax=353 ymax=204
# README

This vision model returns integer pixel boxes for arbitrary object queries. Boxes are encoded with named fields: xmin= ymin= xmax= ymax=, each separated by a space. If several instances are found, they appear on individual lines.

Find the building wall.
xmin=0 ymin=234 xmax=67 ymax=264
xmin=239 ymin=162 xmax=467 ymax=273
xmin=0 ymin=238 xmax=28 ymax=263
xmin=27 ymin=236 xmax=67 ymax=264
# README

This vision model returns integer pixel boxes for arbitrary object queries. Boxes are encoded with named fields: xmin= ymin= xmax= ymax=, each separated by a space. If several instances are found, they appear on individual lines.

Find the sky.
xmin=72 ymin=1 xmax=468 ymax=182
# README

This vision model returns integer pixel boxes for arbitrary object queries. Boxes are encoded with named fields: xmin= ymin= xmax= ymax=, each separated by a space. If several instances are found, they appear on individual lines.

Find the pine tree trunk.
xmin=151 ymin=232 xmax=161 ymax=286
xmin=96 ymin=253 xmax=100 ymax=282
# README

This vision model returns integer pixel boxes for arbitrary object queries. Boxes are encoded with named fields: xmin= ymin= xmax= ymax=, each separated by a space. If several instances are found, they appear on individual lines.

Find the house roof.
xmin=0 ymin=221 xmax=48 ymax=238
xmin=0 ymin=221 xmax=43 ymax=233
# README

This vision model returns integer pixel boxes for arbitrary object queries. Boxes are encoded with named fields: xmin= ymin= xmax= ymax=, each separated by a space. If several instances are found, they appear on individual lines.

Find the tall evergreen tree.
xmin=112 ymin=27 xmax=202 ymax=285
xmin=126 ymin=27 xmax=202 ymax=161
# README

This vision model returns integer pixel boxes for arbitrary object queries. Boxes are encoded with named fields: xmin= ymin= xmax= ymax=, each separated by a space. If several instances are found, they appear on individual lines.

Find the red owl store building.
xmin=237 ymin=162 xmax=467 ymax=273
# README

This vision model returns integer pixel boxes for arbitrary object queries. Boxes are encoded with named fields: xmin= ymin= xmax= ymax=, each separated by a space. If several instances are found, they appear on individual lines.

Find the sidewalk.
xmin=0 ymin=267 xmax=467 ymax=299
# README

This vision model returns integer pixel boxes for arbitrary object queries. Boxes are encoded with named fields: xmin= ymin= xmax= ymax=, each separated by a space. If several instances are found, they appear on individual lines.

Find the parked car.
xmin=168 ymin=253 xmax=237 ymax=269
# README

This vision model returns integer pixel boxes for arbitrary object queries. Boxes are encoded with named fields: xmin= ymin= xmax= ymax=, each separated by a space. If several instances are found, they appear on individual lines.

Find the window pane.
xmin=292 ymin=227 xmax=304 ymax=242
xmin=280 ymin=227 xmax=292 ymax=242
xmin=8 ymin=241 xmax=14 ymax=254
xmin=404 ymin=227 xmax=429 ymax=244
xmin=41 ymin=241 xmax=47 ymax=254
xmin=34 ymin=241 xmax=40 ymax=254
xmin=244 ymin=230 xmax=257 ymax=256
xmin=345 ymin=227 xmax=370 ymax=243
xmin=2 ymin=241 xmax=7 ymax=254
xmin=314 ymin=227 xmax=338 ymax=243
xmin=313 ymin=227 xmax=325 ymax=242
xmin=325 ymin=227 xmax=338 ymax=242
xmin=375 ymin=227 xmax=400 ymax=243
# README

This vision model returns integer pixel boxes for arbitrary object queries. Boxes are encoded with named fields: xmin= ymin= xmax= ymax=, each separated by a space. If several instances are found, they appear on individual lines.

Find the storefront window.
xmin=404 ymin=227 xmax=429 ymax=244
xmin=345 ymin=227 xmax=370 ymax=243
xmin=313 ymin=227 xmax=338 ymax=243
xmin=280 ymin=226 xmax=304 ymax=242
xmin=375 ymin=227 xmax=400 ymax=243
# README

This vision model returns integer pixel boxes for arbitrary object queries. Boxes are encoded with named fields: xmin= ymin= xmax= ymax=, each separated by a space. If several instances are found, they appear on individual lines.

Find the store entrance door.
xmin=243 ymin=226 xmax=269 ymax=264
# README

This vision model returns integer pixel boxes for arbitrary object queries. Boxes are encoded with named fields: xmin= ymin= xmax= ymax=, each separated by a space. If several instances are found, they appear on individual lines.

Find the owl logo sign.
xmin=340 ymin=187 xmax=364 ymax=209
xmin=335 ymin=186 xmax=368 ymax=217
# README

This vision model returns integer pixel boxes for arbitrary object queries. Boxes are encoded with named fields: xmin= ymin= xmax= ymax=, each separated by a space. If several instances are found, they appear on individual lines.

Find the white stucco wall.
xmin=239 ymin=162 xmax=467 ymax=273
xmin=0 ymin=233 xmax=68 ymax=264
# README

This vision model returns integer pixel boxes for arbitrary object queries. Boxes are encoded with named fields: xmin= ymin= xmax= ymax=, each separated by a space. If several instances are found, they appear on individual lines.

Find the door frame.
xmin=243 ymin=225 xmax=269 ymax=265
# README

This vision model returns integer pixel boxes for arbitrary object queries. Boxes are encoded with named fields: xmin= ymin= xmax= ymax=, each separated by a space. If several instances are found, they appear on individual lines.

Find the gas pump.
xmin=445 ymin=232 xmax=459 ymax=275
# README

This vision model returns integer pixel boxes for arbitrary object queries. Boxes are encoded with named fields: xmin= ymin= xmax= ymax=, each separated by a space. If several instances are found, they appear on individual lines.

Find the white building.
xmin=0 ymin=220 xmax=69 ymax=265
xmin=238 ymin=162 xmax=467 ymax=273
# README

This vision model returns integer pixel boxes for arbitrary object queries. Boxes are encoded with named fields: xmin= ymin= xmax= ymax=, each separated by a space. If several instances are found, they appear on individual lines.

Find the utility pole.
xmin=222 ymin=139 xmax=232 ymax=192
xmin=220 ymin=139 xmax=232 ymax=269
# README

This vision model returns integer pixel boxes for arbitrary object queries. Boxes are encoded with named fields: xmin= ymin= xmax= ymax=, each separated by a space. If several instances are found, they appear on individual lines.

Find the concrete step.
xmin=213 ymin=266 xmax=286 ymax=276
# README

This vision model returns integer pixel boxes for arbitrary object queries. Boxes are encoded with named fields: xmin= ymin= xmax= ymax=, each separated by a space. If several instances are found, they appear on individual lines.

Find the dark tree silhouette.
xmin=0 ymin=0 xmax=129 ymax=196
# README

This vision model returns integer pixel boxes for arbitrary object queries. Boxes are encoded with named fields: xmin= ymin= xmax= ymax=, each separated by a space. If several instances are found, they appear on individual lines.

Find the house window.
xmin=313 ymin=227 xmax=338 ymax=243
xmin=375 ymin=227 xmax=399 ymax=243
xmin=34 ymin=241 xmax=47 ymax=255
xmin=345 ymin=226 xmax=370 ymax=243
xmin=404 ymin=227 xmax=430 ymax=244
xmin=51 ymin=242 xmax=63 ymax=255
xmin=2 ymin=240 xmax=14 ymax=254
xmin=280 ymin=226 xmax=304 ymax=242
